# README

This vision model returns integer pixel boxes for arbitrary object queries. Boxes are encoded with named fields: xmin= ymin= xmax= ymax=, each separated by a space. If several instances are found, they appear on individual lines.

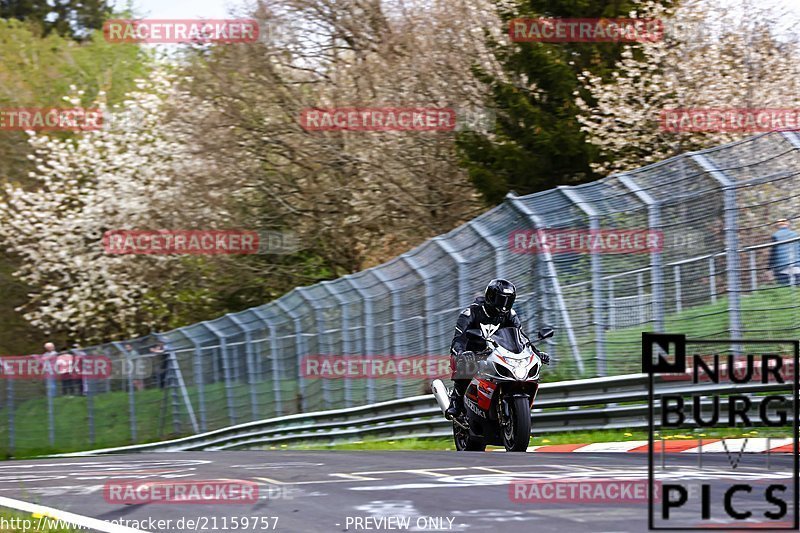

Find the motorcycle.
xmin=432 ymin=326 xmax=554 ymax=452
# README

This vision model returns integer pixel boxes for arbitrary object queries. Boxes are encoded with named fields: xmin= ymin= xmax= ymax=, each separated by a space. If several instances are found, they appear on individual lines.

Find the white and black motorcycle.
xmin=432 ymin=326 xmax=553 ymax=452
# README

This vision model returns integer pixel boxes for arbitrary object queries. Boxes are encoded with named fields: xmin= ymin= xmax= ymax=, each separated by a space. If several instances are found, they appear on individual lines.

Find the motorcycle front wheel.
xmin=502 ymin=396 xmax=531 ymax=452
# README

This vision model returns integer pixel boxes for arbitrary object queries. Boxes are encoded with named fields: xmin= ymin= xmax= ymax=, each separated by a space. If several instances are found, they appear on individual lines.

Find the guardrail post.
xmin=618 ymin=175 xmax=665 ymax=331
xmin=506 ymin=194 xmax=584 ymax=374
xmin=201 ymin=322 xmax=236 ymax=425
xmin=275 ymin=298 xmax=308 ymax=412
xmin=559 ymin=186 xmax=605 ymax=375
xmin=692 ymin=154 xmax=743 ymax=342
xmin=228 ymin=314 xmax=259 ymax=420
xmin=321 ymin=281 xmax=353 ymax=406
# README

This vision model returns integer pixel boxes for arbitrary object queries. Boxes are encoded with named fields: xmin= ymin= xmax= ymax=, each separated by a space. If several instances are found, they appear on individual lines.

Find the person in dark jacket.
xmin=445 ymin=279 xmax=549 ymax=419
xmin=769 ymin=219 xmax=800 ymax=285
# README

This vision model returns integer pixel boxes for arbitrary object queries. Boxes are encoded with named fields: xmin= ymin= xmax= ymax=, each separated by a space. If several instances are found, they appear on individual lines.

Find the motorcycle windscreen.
xmin=491 ymin=327 xmax=528 ymax=353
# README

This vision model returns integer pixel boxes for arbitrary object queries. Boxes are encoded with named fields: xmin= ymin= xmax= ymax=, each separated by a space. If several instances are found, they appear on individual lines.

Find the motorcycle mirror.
xmin=537 ymin=327 xmax=555 ymax=340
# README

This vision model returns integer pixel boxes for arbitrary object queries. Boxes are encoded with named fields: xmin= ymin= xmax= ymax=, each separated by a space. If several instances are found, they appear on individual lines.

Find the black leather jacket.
xmin=450 ymin=296 xmax=525 ymax=356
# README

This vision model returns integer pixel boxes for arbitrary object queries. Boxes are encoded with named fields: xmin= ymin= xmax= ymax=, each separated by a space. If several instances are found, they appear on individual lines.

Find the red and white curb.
xmin=490 ymin=438 xmax=795 ymax=453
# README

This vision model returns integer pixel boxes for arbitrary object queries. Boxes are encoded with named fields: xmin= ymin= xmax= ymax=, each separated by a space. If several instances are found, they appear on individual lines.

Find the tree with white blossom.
xmin=576 ymin=0 xmax=800 ymax=176
xmin=0 ymin=69 xmax=224 ymax=342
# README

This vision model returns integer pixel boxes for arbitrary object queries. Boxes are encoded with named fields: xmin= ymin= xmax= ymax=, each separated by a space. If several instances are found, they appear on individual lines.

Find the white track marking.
xmin=0 ymin=495 xmax=149 ymax=533
xmin=573 ymin=441 xmax=648 ymax=452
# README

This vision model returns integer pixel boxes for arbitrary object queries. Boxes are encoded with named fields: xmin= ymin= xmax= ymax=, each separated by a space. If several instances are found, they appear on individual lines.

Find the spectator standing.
xmin=41 ymin=342 xmax=58 ymax=397
xmin=768 ymin=219 xmax=800 ymax=285
xmin=150 ymin=343 xmax=169 ymax=389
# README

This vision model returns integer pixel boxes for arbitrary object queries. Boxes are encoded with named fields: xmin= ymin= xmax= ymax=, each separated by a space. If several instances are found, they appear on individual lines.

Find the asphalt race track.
xmin=1 ymin=451 xmax=796 ymax=532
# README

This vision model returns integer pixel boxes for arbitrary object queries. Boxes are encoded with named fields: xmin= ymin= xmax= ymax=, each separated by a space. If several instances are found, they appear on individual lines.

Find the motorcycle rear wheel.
xmin=502 ymin=396 xmax=531 ymax=452
xmin=453 ymin=421 xmax=486 ymax=451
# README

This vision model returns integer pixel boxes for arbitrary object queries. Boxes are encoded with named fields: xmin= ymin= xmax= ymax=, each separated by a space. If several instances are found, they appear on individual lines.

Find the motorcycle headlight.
xmin=528 ymin=362 xmax=540 ymax=379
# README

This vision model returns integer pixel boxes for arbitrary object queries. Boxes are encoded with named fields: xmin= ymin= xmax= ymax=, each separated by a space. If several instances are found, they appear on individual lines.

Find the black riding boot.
xmin=445 ymin=380 xmax=468 ymax=419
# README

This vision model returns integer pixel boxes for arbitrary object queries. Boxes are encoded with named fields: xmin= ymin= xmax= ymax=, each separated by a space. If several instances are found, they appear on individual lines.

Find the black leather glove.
xmin=456 ymin=351 xmax=478 ymax=378
xmin=539 ymin=351 xmax=551 ymax=365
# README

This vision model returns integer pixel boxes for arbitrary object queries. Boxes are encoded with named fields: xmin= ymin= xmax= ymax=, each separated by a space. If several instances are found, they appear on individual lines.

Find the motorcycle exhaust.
xmin=431 ymin=379 xmax=450 ymax=415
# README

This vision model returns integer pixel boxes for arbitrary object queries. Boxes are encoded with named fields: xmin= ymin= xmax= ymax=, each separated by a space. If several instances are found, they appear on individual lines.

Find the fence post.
xmin=709 ymin=256 xmax=717 ymax=303
xmin=201 ymin=322 xmax=236 ymax=425
xmin=297 ymin=287 xmax=332 ymax=409
xmin=47 ymin=374 xmax=55 ymax=447
xmin=113 ymin=341 xmax=137 ymax=442
xmin=188 ymin=338 xmax=207 ymax=432
xmin=275 ymin=298 xmax=307 ymax=412
xmin=7 ymin=380 xmax=14 ymax=453
xmin=401 ymin=255 xmax=433 ymax=362
xmin=86 ymin=369 xmax=95 ymax=445
xmin=608 ymin=279 xmax=615 ymax=329
xmin=227 ymin=314 xmax=259 ymax=420
xmin=433 ymin=238 xmax=468 ymax=301
xmin=343 ymin=277 xmax=375 ymax=404
xmin=618 ymin=175 xmax=665 ymax=331
xmin=559 ymin=186 xmax=605 ymax=376
xmin=470 ymin=219 xmax=507 ymax=278
xmin=780 ymin=130 xmax=800 ymax=149
xmin=371 ymin=269 xmax=405 ymax=399
xmin=692 ymin=153 xmax=743 ymax=342
xmin=506 ymin=194 xmax=584 ymax=374
xmin=321 ymin=281 xmax=353 ymax=406
xmin=250 ymin=307 xmax=283 ymax=416
xmin=749 ymin=250 xmax=758 ymax=292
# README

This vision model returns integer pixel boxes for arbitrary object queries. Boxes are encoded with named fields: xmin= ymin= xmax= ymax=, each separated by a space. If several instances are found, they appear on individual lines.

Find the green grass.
xmin=581 ymin=283 xmax=800 ymax=376
xmin=0 ymin=380 xmax=300 ymax=459
xmin=291 ymin=427 xmax=795 ymax=451
xmin=0 ymin=509 xmax=82 ymax=532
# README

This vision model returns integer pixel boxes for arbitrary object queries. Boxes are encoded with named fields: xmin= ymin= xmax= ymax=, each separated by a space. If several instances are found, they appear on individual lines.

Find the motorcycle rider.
xmin=445 ymin=278 xmax=550 ymax=419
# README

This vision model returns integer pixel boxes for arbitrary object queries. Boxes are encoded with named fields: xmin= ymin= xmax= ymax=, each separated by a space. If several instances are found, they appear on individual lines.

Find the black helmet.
xmin=484 ymin=279 xmax=516 ymax=316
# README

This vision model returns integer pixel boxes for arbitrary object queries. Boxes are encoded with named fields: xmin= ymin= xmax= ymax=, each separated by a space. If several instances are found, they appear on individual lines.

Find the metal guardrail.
xmin=52 ymin=372 xmax=793 ymax=456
